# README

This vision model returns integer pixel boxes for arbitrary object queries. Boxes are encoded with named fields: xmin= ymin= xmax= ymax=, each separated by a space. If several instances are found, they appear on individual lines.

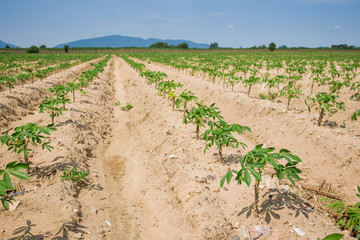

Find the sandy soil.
xmin=0 ymin=55 xmax=358 ymax=240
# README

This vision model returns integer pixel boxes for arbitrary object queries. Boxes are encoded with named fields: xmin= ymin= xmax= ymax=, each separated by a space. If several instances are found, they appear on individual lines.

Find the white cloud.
xmin=209 ymin=11 xmax=224 ymax=16
xmin=227 ymin=25 xmax=234 ymax=29
xmin=141 ymin=14 xmax=180 ymax=22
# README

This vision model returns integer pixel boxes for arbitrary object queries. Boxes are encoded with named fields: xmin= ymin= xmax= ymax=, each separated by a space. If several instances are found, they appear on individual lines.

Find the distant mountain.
xmin=0 ymin=40 xmax=19 ymax=48
xmin=54 ymin=35 xmax=210 ymax=49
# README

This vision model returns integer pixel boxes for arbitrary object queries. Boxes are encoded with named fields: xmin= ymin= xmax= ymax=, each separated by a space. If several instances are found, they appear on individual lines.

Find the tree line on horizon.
xmin=1 ymin=42 xmax=359 ymax=51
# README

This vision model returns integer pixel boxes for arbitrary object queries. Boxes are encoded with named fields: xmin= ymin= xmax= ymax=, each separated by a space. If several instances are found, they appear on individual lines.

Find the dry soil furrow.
xmin=81 ymin=56 xmax=197 ymax=239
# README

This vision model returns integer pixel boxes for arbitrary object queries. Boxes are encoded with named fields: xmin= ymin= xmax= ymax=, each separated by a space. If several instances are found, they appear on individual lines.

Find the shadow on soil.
xmin=52 ymin=222 xmax=87 ymax=240
xmin=222 ymin=153 xmax=242 ymax=165
xmin=10 ymin=220 xmax=44 ymax=240
xmin=238 ymin=189 xmax=313 ymax=224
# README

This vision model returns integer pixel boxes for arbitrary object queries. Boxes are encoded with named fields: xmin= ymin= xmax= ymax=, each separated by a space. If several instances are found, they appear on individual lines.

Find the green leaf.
xmin=9 ymin=170 xmax=30 ymax=180
xmin=248 ymin=168 xmax=261 ymax=181
xmin=0 ymin=182 xmax=8 ymax=195
xmin=2 ymin=200 xmax=9 ymax=210
xmin=244 ymin=170 xmax=251 ymax=186
xmin=11 ymin=163 xmax=29 ymax=171
xmin=322 ymin=233 xmax=344 ymax=240
xmin=5 ymin=161 xmax=18 ymax=169
xmin=2 ymin=172 xmax=12 ymax=189
xmin=220 ymin=170 xmax=233 ymax=187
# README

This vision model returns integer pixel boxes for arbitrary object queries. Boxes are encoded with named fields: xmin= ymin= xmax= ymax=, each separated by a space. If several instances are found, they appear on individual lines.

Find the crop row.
xmin=121 ymin=54 xmax=360 ymax=239
xmin=0 ymin=54 xmax=104 ymax=92
xmin=126 ymin=52 xmax=360 ymax=124
xmin=0 ymin=55 xmax=110 ymax=211
xmin=0 ymin=53 xmax=102 ymax=75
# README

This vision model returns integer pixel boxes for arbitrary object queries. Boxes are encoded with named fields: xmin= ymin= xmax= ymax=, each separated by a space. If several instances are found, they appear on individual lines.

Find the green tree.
xmin=269 ymin=42 xmax=276 ymax=52
xmin=5 ymin=45 xmax=10 ymax=49
xmin=64 ymin=45 xmax=69 ymax=53
xmin=210 ymin=42 xmax=219 ymax=49
xmin=175 ymin=42 xmax=189 ymax=49
xmin=39 ymin=45 xmax=47 ymax=50
xmin=27 ymin=45 xmax=39 ymax=53
xmin=149 ymin=42 xmax=169 ymax=48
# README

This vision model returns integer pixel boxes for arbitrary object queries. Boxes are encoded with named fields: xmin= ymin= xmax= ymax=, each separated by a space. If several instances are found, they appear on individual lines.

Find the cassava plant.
xmin=243 ymin=74 xmax=261 ymax=97
xmin=183 ymin=103 xmax=223 ymax=139
xmin=120 ymin=103 xmax=133 ymax=111
xmin=351 ymin=81 xmax=360 ymax=101
xmin=168 ymin=90 xmax=178 ymax=111
xmin=323 ymin=186 xmax=360 ymax=238
xmin=352 ymin=109 xmax=360 ymax=121
xmin=39 ymin=96 xmax=68 ymax=124
xmin=0 ymin=123 xmax=55 ymax=171
xmin=305 ymin=92 xmax=345 ymax=126
xmin=202 ymin=120 xmax=251 ymax=163
xmin=0 ymin=161 xmax=30 ymax=210
xmin=61 ymin=168 xmax=89 ymax=183
xmin=65 ymin=81 xmax=81 ymax=101
xmin=279 ymin=84 xmax=303 ymax=110
xmin=178 ymin=89 xmax=198 ymax=117
xmin=221 ymin=144 xmax=302 ymax=215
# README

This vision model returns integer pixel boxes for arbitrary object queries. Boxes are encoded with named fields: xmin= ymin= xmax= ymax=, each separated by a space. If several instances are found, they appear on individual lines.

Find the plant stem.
xmin=287 ymin=97 xmax=291 ymax=110
xmin=268 ymin=87 xmax=271 ymax=99
xmin=183 ymin=101 xmax=187 ymax=118
xmin=196 ymin=125 xmax=199 ymax=140
xmin=310 ymin=80 xmax=315 ymax=94
xmin=219 ymin=144 xmax=223 ymax=163
xmin=318 ymin=108 xmax=325 ymax=126
xmin=248 ymin=85 xmax=252 ymax=97
xmin=254 ymin=179 xmax=260 ymax=215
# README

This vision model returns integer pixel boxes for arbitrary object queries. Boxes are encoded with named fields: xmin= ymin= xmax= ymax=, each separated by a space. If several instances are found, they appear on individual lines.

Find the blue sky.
xmin=1 ymin=0 xmax=359 ymax=48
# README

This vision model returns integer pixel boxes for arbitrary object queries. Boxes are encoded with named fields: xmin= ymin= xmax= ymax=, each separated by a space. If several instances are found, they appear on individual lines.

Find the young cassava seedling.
xmin=202 ymin=120 xmax=251 ymax=163
xmin=352 ymin=109 xmax=360 ymax=121
xmin=183 ymin=103 xmax=223 ymax=140
xmin=322 ymin=186 xmax=360 ymax=238
xmin=305 ymin=92 xmax=345 ymax=126
xmin=221 ymin=144 xmax=302 ymax=215
xmin=39 ymin=96 xmax=69 ymax=124
xmin=279 ymin=84 xmax=303 ymax=110
xmin=0 ymin=161 xmax=30 ymax=210
xmin=0 ymin=123 xmax=56 ymax=171
xmin=178 ymin=89 xmax=198 ymax=117
xmin=120 ymin=103 xmax=133 ymax=112
xmin=61 ymin=168 xmax=89 ymax=183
